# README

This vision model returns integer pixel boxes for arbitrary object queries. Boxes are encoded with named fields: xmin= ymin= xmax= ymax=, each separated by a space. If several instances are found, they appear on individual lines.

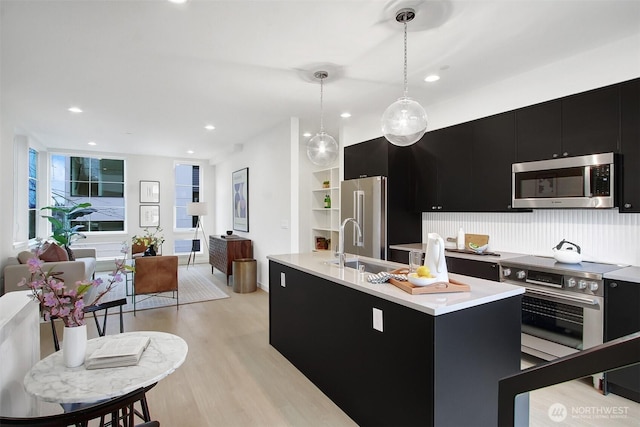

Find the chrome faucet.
xmin=338 ymin=217 xmax=362 ymax=268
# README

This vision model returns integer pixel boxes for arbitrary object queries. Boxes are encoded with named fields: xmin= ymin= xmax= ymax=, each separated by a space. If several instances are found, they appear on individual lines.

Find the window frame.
xmin=48 ymin=152 xmax=127 ymax=235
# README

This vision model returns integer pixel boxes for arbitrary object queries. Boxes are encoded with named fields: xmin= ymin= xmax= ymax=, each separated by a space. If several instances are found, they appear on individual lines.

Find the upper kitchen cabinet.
xmin=344 ymin=138 xmax=421 ymax=246
xmin=620 ymin=78 xmax=640 ymax=213
xmin=414 ymin=122 xmax=474 ymax=212
xmin=472 ymin=112 xmax=516 ymax=211
xmin=516 ymin=84 xmax=621 ymax=162
xmin=562 ymin=84 xmax=621 ymax=155
xmin=515 ymin=100 xmax=562 ymax=162
xmin=344 ymin=138 xmax=389 ymax=180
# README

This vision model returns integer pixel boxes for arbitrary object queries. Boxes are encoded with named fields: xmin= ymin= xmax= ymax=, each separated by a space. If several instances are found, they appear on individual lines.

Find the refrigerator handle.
xmin=354 ymin=190 xmax=364 ymax=247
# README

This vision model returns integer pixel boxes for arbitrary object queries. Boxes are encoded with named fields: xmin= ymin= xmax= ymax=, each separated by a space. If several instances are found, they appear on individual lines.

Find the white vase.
xmin=63 ymin=324 xmax=87 ymax=368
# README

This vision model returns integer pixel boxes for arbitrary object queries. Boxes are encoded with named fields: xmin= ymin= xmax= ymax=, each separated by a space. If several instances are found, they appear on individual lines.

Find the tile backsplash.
xmin=422 ymin=210 xmax=640 ymax=267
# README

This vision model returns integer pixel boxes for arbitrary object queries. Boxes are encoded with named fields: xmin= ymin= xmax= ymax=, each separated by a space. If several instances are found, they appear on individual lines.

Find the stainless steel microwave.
xmin=512 ymin=153 xmax=616 ymax=209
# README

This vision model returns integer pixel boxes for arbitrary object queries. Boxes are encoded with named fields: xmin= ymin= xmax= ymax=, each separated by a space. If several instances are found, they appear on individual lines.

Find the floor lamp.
xmin=187 ymin=202 xmax=208 ymax=268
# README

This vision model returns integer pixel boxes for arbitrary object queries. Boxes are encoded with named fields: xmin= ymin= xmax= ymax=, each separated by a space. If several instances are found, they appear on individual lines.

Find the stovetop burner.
xmin=502 ymin=255 xmax=626 ymax=277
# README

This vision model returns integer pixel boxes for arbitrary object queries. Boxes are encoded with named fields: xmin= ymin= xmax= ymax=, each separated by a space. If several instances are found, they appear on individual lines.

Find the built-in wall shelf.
xmin=311 ymin=167 xmax=340 ymax=252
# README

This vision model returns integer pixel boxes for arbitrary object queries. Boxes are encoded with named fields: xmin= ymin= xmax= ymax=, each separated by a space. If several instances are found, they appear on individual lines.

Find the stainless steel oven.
xmin=501 ymin=255 xmax=625 ymax=389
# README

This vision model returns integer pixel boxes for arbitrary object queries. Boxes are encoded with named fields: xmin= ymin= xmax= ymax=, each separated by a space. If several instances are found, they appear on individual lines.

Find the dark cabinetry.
xmin=344 ymin=139 xmax=421 ymax=247
xmin=269 ymin=261 xmax=522 ymax=426
xmin=209 ymin=236 xmax=252 ymax=284
xmin=472 ymin=112 xmax=516 ymax=211
xmin=515 ymin=85 xmax=621 ymax=162
xmin=414 ymin=122 xmax=473 ymax=212
xmin=515 ymin=100 xmax=562 ymax=162
xmin=604 ymin=278 xmax=640 ymax=402
xmin=414 ymin=113 xmax=515 ymax=212
xmin=446 ymin=256 xmax=501 ymax=282
xmin=620 ymin=79 xmax=640 ymax=212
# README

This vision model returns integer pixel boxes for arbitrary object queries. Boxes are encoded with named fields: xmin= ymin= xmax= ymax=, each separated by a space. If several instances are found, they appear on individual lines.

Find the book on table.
xmin=85 ymin=335 xmax=151 ymax=370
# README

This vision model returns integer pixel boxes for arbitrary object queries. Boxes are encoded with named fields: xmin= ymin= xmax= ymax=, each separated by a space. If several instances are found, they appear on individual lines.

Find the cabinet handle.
xmin=609 ymin=282 xmax=618 ymax=288
xmin=624 ymin=203 xmax=632 ymax=209
xmin=437 ymin=206 xmax=443 ymax=210
xmin=563 ymin=152 xmax=569 ymax=157
xmin=432 ymin=206 xmax=437 ymax=210
xmin=553 ymin=153 xmax=559 ymax=158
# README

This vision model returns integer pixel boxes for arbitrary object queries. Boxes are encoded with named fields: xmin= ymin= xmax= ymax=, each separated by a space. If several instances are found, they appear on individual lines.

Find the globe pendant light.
xmin=307 ymin=71 xmax=339 ymax=166
xmin=381 ymin=8 xmax=428 ymax=146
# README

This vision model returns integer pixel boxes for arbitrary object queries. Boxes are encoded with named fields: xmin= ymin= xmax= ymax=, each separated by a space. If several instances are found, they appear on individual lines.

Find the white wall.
xmin=339 ymin=32 xmax=640 ymax=267
xmin=214 ymin=119 xmax=294 ymax=291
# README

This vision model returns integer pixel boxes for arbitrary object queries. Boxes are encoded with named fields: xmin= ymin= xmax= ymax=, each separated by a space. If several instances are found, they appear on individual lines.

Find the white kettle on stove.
xmin=424 ymin=233 xmax=449 ymax=283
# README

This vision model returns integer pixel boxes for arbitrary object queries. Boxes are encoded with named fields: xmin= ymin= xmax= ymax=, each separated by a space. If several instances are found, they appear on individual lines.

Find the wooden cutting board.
xmin=388 ymin=277 xmax=471 ymax=295
xmin=464 ymin=233 xmax=489 ymax=249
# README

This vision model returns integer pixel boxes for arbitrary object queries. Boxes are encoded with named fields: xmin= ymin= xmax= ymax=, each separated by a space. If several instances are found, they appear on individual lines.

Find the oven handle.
xmin=526 ymin=278 xmax=562 ymax=288
xmin=525 ymin=287 xmax=600 ymax=308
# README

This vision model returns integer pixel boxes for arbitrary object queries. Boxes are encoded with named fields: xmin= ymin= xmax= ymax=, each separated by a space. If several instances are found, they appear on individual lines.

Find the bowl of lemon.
xmin=407 ymin=266 xmax=439 ymax=287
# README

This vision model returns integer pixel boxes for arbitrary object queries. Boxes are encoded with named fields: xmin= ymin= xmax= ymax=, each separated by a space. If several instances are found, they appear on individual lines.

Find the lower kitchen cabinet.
xmin=604 ymin=278 xmax=640 ymax=402
xmin=269 ymin=261 xmax=522 ymax=426
xmin=446 ymin=256 xmax=501 ymax=282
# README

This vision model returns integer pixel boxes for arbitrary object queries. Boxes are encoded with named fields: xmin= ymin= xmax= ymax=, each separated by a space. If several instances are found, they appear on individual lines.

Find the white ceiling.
xmin=2 ymin=0 xmax=639 ymax=161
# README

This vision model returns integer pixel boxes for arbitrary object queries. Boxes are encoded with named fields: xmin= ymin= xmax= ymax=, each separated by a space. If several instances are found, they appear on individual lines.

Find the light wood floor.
xmin=37 ymin=265 xmax=639 ymax=426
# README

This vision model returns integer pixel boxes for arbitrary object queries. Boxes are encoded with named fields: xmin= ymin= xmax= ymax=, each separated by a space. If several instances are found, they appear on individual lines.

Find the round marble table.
xmin=24 ymin=331 xmax=188 ymax=404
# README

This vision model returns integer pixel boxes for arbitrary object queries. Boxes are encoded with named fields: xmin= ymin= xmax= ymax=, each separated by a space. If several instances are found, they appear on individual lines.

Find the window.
xmin=50 ymin=155 xmax=125 ymax=232
xmin=175 ymin=163 xmax=201 ymax=253
xmin=28 ymin=148 xmax=38 ymax=240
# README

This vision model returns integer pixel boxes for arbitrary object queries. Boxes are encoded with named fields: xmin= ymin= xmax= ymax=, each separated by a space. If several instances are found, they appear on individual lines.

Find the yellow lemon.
xmin=416 ymin=266 xmax=431 ymax=278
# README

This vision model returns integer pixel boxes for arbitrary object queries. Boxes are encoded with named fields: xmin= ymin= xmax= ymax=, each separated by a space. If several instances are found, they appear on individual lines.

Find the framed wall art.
xmin=140 ymin=180 xmax=160 ymax=203
xmin=232 ymin=167 xmax=249 ymax=232
xmin=140 ymin=205 xmax=160 ymax=227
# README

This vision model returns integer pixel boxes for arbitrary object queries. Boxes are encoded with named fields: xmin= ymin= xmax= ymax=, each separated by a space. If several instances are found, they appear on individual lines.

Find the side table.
xmin=209 ymin=235 xmax=252 ymax=285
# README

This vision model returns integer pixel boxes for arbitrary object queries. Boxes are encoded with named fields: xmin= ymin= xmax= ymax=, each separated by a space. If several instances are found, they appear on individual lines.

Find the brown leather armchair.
xmin=133 ymin=256 xmax=178 ymax=315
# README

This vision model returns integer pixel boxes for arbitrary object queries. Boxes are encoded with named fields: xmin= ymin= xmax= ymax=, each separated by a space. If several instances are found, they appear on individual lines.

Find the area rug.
xmin=93 ymin=263 xmax=229 ymax=313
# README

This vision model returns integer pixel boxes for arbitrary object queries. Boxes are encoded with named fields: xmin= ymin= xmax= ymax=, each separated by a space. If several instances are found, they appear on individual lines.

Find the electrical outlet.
xmin=373 ymin=308 xmax=383 ymax=332
xmin=280 ymin=272 xmax=286 ymax=287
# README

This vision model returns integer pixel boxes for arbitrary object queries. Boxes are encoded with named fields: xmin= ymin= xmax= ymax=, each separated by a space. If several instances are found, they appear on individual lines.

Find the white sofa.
xmin=3 ymin=248 xmax=97 ymax=295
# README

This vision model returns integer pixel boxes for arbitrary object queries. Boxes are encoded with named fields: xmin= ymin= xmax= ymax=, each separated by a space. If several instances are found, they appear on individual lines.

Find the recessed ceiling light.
xmin=204 ymin=125 xmax=215 ymax=130
xmin=88 ymin=141 xmax=97 ymax=146
xmin=424 ymin=75 xmax=440 ymax=83
xmin=68 ymin=107 xmax=83 ymax=113
xmin=187 ymin=150 xmax=194 ymax=154
xmin=340 ymin=112 xmax=352 ymax=118
xmin=303 ymin=132 xmax=312 ymax=138
xmin=168 ymin=0 xmax=188 ymax=4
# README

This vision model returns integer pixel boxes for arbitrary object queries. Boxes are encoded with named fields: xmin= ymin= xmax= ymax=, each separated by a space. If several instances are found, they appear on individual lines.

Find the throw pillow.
xmin=39 ymin=242 xmax=70 ymax=262
xmin=17 ymin=250 xmax=36 ymax=264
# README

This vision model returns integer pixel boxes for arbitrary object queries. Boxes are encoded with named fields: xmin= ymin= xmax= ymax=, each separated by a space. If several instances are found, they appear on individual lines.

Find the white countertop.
xmin=268 ymin=252 xmax=524 ymax=316
xmin=604 ymin=266 xmax=640 ymax=283
xmin=389 ymin=242 xmax=526 ymax=263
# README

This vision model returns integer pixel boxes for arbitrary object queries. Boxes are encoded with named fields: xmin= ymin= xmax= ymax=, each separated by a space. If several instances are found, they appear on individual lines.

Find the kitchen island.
xmin=268 ymin=252 xmax=526 ymax=427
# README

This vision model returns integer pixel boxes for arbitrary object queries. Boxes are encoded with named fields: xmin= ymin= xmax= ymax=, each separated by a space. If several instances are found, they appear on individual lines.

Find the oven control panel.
xmin=501 ymin=267 xmax=604 ymax=297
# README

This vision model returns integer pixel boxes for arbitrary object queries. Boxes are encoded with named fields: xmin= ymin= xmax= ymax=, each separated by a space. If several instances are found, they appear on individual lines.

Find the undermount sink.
xmin=327 ymin=258 xmax=394 ymax=274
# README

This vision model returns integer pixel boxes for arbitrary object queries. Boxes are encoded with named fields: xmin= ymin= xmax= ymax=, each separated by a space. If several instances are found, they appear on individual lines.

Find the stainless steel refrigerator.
xmin=340 ymin=176 xmax=387 ymax=260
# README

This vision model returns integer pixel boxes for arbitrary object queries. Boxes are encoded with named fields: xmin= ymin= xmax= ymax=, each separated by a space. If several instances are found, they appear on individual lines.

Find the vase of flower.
xmin=63 ymin=324 xmax=87 ymax=368
xmin=143 ymin=244 xmax=156 ymax=257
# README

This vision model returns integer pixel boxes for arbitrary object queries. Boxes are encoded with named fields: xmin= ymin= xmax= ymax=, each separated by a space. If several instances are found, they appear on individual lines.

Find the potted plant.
xmin=41 ymin=200 xmax=97 ymax=259
xmin=132 ymin=227 xmax=165 ymax=256
xmin=323 ymin=180 xmax=330 ymax=188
